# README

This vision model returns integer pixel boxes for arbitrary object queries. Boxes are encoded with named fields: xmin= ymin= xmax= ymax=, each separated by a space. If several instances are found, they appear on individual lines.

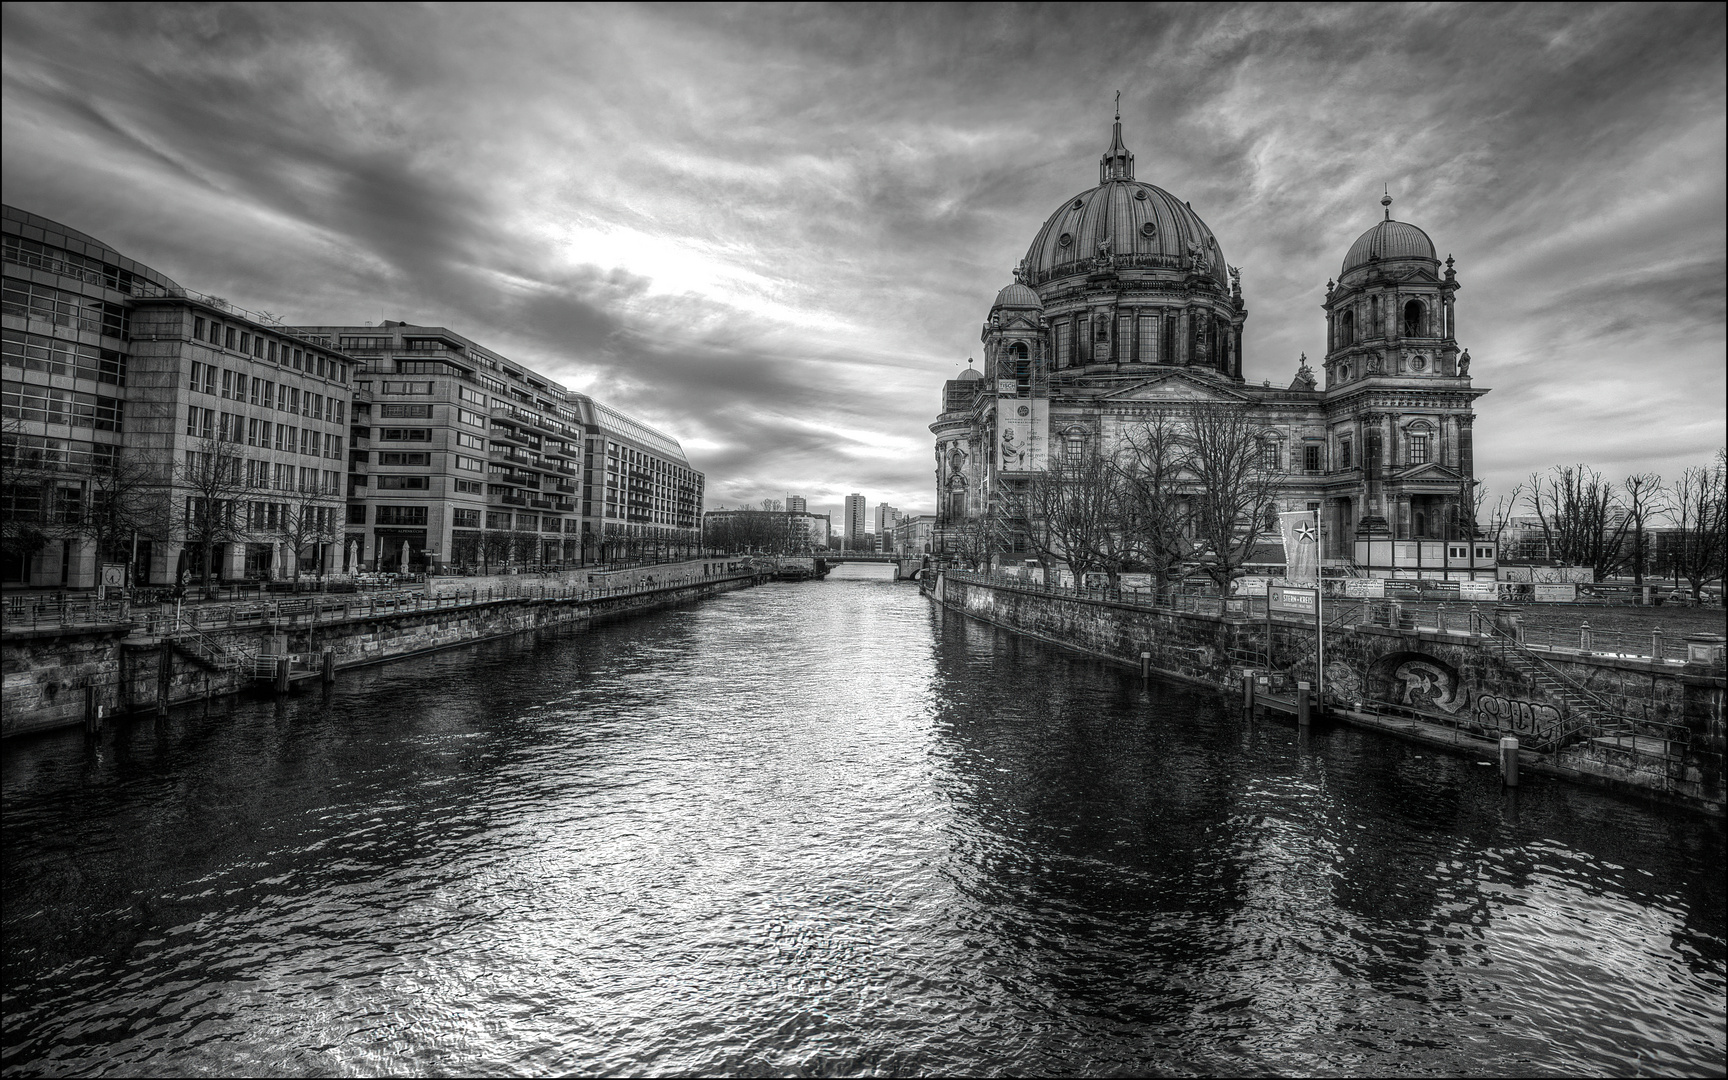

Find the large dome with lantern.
xmin=1019 ymin=118 xmax=1228 ymax=289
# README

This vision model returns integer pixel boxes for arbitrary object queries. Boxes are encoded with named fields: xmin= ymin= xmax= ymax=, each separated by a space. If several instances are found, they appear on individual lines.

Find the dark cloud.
xmin=2 ymin=2 xmax=1722 ymax=518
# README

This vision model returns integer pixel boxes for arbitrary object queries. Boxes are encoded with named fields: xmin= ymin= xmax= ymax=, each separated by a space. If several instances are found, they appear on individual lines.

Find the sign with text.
xmin=1268 ymin=585 xmax=1318 ymax=616
xmin=1533 ymin=583 xmax=1577 ymax=603
xmin=1344 ymin=578 xmax=1385 ymax=598
xmin=1458 ymin=581 xmax=1500 ymax=600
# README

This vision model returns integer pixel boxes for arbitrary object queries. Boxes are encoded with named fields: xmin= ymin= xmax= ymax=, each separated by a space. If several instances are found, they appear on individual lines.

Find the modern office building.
xmin=290 ymin=321 xmax=703 ymax=571
xmin=785 ymin=495 xmax=807 ymax=513
xmin=3 ymin=205 xmax=351 ymax=588
xmin=875 ymin=504 xmax=902 ymax=550
xmin=843 ymin=493 xmax=866 ymax=546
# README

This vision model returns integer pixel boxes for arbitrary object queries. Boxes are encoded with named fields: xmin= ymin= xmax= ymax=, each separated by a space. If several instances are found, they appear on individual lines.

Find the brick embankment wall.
xmin=931 ymin=573 xmax=1725 ymax=815
xmin=2 ymin=575 xmax=754 ymax=739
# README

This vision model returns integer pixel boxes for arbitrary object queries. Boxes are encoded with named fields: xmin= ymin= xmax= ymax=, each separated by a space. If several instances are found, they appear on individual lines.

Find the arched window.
xmin=1403 ymin=299 xmax=1424 ymax=337
xmin=1011 ymin=342 xmax=1032 ymax=395
xmin=1340 ymin=309 xmax=1355 ymax=346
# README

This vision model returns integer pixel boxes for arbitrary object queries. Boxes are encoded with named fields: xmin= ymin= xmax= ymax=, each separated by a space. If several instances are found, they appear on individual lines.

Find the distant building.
xmin=875 ymin=503 xmax=901 ymax=539
xmin=291 ymin=320 xmax=703 ymax=571
xmin=785 ymin=495 xmax=806 ymax=513
xmin=702 ymin=508 xmax=829 ymax=553
xmin=892 ymin=514 xmax=936 ymax=558
xmin=3 ymin=204 xmax=351 ymax=587
xmin=843 ymin=493 xmax=865 ymax=545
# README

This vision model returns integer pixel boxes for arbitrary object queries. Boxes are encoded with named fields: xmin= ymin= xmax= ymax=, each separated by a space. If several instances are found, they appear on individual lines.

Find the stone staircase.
xmin=1482 ymin=628 xmax=1682 ymax=756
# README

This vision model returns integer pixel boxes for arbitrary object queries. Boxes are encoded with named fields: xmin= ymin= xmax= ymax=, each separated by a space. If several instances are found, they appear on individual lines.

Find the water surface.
xmin=4 ymin=563 xmax=1723 ymax=1075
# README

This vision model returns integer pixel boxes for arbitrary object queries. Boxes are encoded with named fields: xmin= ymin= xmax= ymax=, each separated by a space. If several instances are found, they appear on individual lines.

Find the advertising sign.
xmin=1533 ymin=583 xmax=1577 ymax=603
xmin=1383 ymin=580 xmax=1424 ymax=600
xmin=1419 ymin=579 xmax=1461 ymax=599
xmin=1234 ymin=576 xmax=1271 ymax=596
xmin=1268 ymin=585 xmax=1318 ymax=616
xmin=1458 ymin=581 xmax=1500 ymax=601
xmin=1344 ymin=579 xmax=1385 ymax=598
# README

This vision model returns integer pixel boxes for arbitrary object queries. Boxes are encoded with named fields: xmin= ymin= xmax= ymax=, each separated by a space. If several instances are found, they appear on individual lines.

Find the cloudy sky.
xmin=3 ymin=3 xmax=1723 ymax=521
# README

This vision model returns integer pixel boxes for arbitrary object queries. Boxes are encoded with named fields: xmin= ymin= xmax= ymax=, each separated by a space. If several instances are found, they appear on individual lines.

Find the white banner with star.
xmin=1278 ymin=510 xmax=1321 ymax=585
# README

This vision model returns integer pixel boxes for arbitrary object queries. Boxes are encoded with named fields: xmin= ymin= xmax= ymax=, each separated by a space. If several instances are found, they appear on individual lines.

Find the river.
xmin=3 ymin=563 xmax=1723 ymax=1076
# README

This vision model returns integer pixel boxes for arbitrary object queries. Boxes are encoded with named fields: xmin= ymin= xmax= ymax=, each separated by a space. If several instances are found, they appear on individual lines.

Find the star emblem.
xmin=1295 ymin=522 xmax=1318 ymax=544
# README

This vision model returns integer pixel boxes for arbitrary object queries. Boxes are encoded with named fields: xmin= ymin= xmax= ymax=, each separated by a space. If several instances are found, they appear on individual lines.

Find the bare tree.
xmin=1115 ymin=415 xmax=1195 ymax=593
xmin=1620 ymin=472 xmax=1665 ymax=586
xmin=1015 ymin=437 xmax=1127 ymax=586
xmin=279 ymin=491 xmax=341 ymax=586
xmin=1476 ymin=482 xmax=1523 ymax=550
xmin=175 ymin=438 xmax=250 ymax=591
xmin=0 ymin=428 xmax=56 ymax=571
xmin=1665 ymin=451 xmax=1726 ymax=603
xmin=481 ymin=529 xmax=514 ymax=573
xmin=1183 ymin=404 xmax=1280 ymax=592
xmin=1523 ymin=465 xmax=1630 ymax=580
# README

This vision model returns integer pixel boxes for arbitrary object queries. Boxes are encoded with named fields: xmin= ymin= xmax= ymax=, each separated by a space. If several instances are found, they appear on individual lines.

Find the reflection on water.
xmin=4 ymin=563 xmax=1724 ymax=1075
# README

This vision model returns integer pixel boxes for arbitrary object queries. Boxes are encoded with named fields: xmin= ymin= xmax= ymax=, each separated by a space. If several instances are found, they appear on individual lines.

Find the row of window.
xmin=2 ymin=277 xmax=129 ymax=338
xmin=244 ymin=501 xmax=340 ymax=535
xmin=186 ymin=362 xmax=345 ymax=423
xmin=1 ymin=433 xmax=119 ymax=472
xmin=2 ymin=329 xmax=126 ymax=384
xmin=190 ymin=315 xmax=346 ymax=383
xmin=234 ymin=457 xmax=342 ymax=494
xmin=2 ymin=385 xmax=123 ymax=430
xmin=3 ymin=234 xmax=140 ymax=294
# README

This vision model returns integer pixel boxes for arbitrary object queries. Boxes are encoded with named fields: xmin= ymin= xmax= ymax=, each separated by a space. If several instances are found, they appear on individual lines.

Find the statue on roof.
xmin=1290 ymin=352 xmax=1317 ymax=390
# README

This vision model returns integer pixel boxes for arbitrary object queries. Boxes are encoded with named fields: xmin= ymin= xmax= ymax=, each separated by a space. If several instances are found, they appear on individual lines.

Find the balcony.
xmin=554 ymin=480 xmax=578 ymax=494
xmin=530 ymin=496 xmax=554 ymax=510
xmin=487 ymin=491 xmax=527 ymax=507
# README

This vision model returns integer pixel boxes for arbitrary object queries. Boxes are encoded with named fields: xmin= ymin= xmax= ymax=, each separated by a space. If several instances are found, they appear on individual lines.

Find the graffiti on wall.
xmin=1474 ymin=694 xmax=1562 ymax=742
xmin=1393 ymin=658 xmax=1465 ymax=713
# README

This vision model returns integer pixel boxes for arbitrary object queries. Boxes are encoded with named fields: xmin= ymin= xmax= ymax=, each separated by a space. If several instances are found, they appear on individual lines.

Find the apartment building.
xmin=843 ymin=494 xmax=866 ymax=546
xmin=2 ymin=205 xmax=350 ymax=587
xmin=292 ymin=321 xmax=703 ymax=571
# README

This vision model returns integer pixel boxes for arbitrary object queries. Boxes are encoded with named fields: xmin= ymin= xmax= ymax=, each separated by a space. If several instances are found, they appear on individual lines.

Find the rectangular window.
xmin=254 ymin=336 xmax=265 ymax=358
xmin=458 ymin=386 xmax=486 ymax=406
xmin=267 ymin=341 xmax=277 ymax=363
xmin=375 ymin=505 xmax=429 ymax=526
xmin=380 ymin=428 xmax=431 ymax=442
xmin=377 ymin=451 xmax=431 ymax=466
xmin=300 ymin=428 xmax=317 ymax=455
xmin=286 ymin=387 xmax=300 ymax=415
xmin=1118 ymin=313 xmax=1133 ymax=360
xmin=452 ymin=508 xmax=481 ymax=528
xmin=455 ymin=431 xmax=485 ymax=451
xmin=1407 ymin=435 xmax=1429 ymax=465
xmin=335 ymin=400 xmax=345 ymax=424
xmin=381 ymin=380 xmax=434 ymax=395
xmin=454 ymin=479 xmax=483 ymax=495
xmin=1341 ymin=438 xmax=1352 ymax=470
xmin=275 ymin=424 xmax=293 ymax=452
xmin=1137 ymin=314 xmax=1158 ymax=363
xmin=454 ymin=454 xmax=483 ymax=472
xmin=457 ymin=408 xmax=486 ymax=429
xmin=193 ymin=316 xmax=205 ymax=339
xmin=376 ymin=476 xmax=430 ymax=490
xmin=1262 ymin=441 xmax=1281 ymax=471
xmin=486 ymin=511 xmax=510 ymax=530
xmin=239 ymin=332 xmax=251 ymax=354
xmin=224 ymin=326 xmax=237 ymax=350
xmin=380 ymin=403 xmax=433 ymax=418
xmin=1303 ymin=444 xmax=1321 ymax=472
xmin=347 ymin=504 xmax=367 ymax=525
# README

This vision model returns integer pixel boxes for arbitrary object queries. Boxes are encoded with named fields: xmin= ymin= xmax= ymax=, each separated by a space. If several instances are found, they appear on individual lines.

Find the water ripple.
xmin=3 ymin=567 xmax=1723 ymax=1076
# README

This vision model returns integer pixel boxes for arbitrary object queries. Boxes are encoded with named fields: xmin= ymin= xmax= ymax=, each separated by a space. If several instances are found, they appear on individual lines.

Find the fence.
xmin=937 ymin=571 xmax=1695 ymax=663
xmin=6 ymin=570 xmax=757 ymax=636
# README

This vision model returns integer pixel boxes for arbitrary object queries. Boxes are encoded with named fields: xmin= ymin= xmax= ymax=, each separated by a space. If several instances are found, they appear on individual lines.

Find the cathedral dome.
xmin=992 ymin=282 xmax=1043 ymax=310
xmin=1021 ymin=178 xmax=1226 ymax=288
xmin=1342 ymin=217 xmax=1436 ymax=275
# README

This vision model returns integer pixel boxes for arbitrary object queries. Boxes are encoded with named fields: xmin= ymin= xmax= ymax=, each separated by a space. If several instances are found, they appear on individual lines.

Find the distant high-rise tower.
xmin=786 ymin=495 xmax=807 ymax=513
xmin=844 ymin=494 xmax=866 ymax=544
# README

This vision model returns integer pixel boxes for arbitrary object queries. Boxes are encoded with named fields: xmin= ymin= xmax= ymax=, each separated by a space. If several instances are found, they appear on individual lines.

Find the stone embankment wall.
xmin=2 ymin=573 xmax=756 ymax=739
xmin=425 ymin=558 xmax=752 ymax=598
xmin=931 ymin=572 xmax=1726 ymax=814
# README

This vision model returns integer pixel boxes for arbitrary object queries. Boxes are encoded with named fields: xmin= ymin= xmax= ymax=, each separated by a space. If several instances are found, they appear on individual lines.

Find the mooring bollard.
xmin=322 ymin=649 xmax=336 ymax=686
xmin=1140 ymin=651 xmax=1151 ymax=680
xmin=1499 ymin=735 xmax=1520 ymax=787
xmin=1242 ymin=671 xmax=1256 ymax=712
xmin=1297 ymin=681 xmax=1312 ymax=726
xmin=84 ymin=684 xmax=98 ymax=733
xmin=275 ymin=656 xmax=291 ymax=695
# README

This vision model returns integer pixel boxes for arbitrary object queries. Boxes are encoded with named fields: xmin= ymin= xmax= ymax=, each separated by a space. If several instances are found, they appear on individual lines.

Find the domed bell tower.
xmin=1321 ymin=192 xmax=1485 ymax=552
xmin=983 ymin=278 xmax=1051 ymax=475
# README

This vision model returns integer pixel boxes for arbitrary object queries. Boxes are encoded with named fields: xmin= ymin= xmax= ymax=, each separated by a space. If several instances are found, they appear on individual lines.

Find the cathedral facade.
xmin=931 ymin=115 xmax=1496 ymax=579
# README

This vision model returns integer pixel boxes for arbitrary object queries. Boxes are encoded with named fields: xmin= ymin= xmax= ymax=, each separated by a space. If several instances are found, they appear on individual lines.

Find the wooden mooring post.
xmin=322 ymin=649 xmax=336 ymax=686
xmin=1297 ymin=682 xmax=1312 ymax=727
xmin=275 ymin=656 xmax=291 ymax=695
xmin=155 ymin=638 xmax=173 ymax=715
